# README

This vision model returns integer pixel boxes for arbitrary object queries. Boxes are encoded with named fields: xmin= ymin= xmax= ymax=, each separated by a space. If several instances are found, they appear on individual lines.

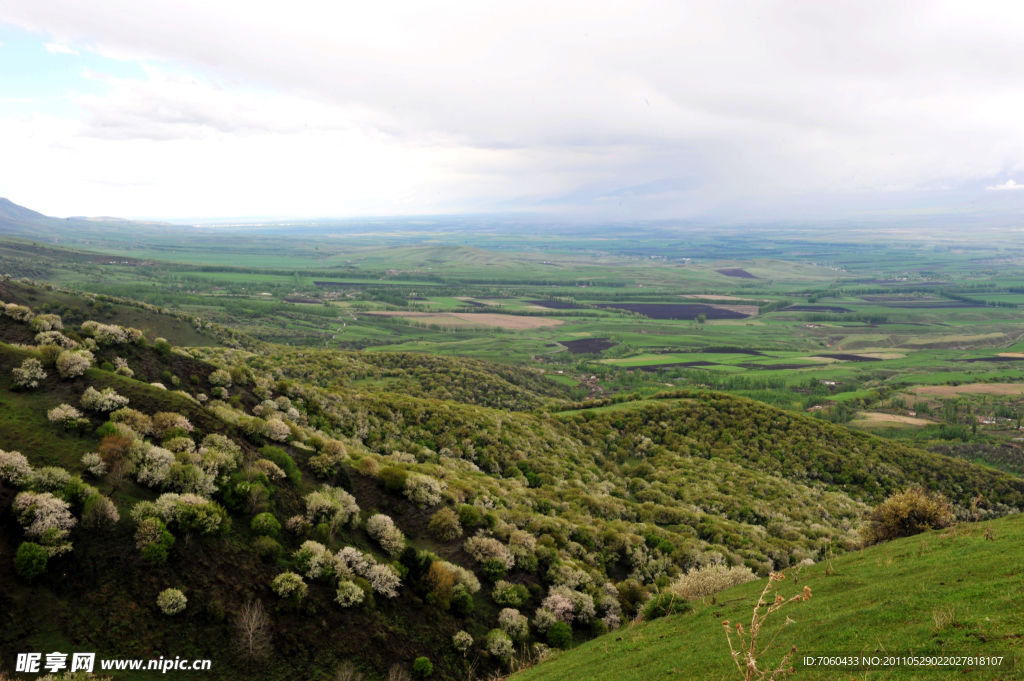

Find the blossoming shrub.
xmin=666 ymin=564 xmax=756 ymax=600
xmin=271 ymin=572 xmax=308 ymax=602
xmin=55 ymin=350 xmax=93 ymax=378
xmin=404 ymin=473 xmax=443 ymax=506
xmin=366 ymin=514 xmax=406 ymax=557
xmin=157 ymin=588 xmax=187 ymax=615
xmin=12 ymin=358 xmax=47 ymax=388
xmin=0 ymin=449 xmax=33 ymax=486
xmin=428 ymin=508 xmax=463 ymax=542
xmin=80 ymin=386 xmax=130 ymax=412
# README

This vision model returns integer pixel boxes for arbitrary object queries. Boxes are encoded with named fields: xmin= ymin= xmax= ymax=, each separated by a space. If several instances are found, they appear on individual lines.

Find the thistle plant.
xmin=722 ymin=571 xmax=811 ymax=681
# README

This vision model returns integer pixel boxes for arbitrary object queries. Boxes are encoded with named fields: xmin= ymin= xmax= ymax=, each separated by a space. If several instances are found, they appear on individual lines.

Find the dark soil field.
xmin=635 ymin=361 xmax=719 ymax=372
xmin=559 ymin=338 xmax=618 ymax=354
xmin=284 ymin=297 xmax=320 ymax=303
xmin=815 ymin=353 xmax=883 ymax=362
xmin=716 ymin=268 xmax=758 ymax=278
xmin=738 ymin=363 xmax=818 ymax=370
xmin=782 ymin=305 xmax=853 ymax=313
xmin=956 ymin=356 xmax=1024 ymax=363
xmin=879 ymin=302 xmax=986 ymax=308
xmin=528 ymin=300 xmax=584 ymax=309
xmin=593 ymin=303 xmax=750 ymax=320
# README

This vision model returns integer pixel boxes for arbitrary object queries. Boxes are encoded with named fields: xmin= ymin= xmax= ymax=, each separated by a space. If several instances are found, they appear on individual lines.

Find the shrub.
xmin=12 ymin=491 xmax=76 ymax=555
xmin=30 ymin=313 xmax=62 ymax=331
xmin=404 ymin=473 xmax=443 ymax=506
xmin=12 ymin=358 xmax=47 ymax=388
xmin=413 ymin=657 xmax=433 ymax=679
xmin=253 ymin=536 xmax=282 ymax=561
xmin=209 ymin=369 xmax=232 ymax=387
xmin=271 ymin=572 xmax=308 ymax=602
xmin=641 ymin=593 xmax=693 ymax=620
xmin=861 ymin=488 xmax=954 ymax=545
xmin=457 ymin=504 xmax=483 ymax=528
xmin=464 ymin=534 xmax=514 ymax=569
xmin=251 ymin=513 xmax=281 ymax=537
xmin=14 ymin=542 xmax=48 ymax=580
xmin=336 ymin=580 xmax=365 ymax=608
xmin=378 ymin=466 xmax=408 ymax=492
xmin=81 ymin=452 xmax=107 ymax=477
xmin=110 ymin=408 xmax=154 ymax=435
xmin=113 ymin=357 xmax=134 ymax=378
xmin=366 ymin=514 xmax=406 ymax=556
xmin=82 ymin=495 xmax=120 ymax=532
xmin=546 ymin=621 xmax=572 ymax=649
xmin=0 ymin=449 xmax=33 ymax=486
xmin=260 ymin=446 xmax=301 ymax=484
xmin=36 ymin=330 xmax=77 ymax=349
xmin=452 ymin=630 xmax=473 ymax=655
xmin=81 ymin=386 xmax=130 ymax=412
xmin=498 ymin=608 xmax=530 ymax=642
xmin=47 ymin=404 xmax=85 ymax=428
xmin=428 ymin=508 xmax=463 ymax=542
xmin=450 ymin=585 xmax=475 ymax=615
xmin=55 ymin=349 xmax=93 ymax=378
xmin=486 ymin=629 xmax=514 ymax=663
xmin=491 ymin=580 xmax=530 ymax=608
xmin=266 ymin=418 xmax=291 ymax=442
xmin=305 ymin=485 xmax=360 ymax=529
xmin=667 ymin=564 xmax=757 ymax=600
xmin=356 ymin=457 xmax=379 ymax=476
xmin=367 ymin=563 xmax=403 ymax=598
xmin=4 ymin=304 xmax=34 ymax=321
xmin=157 ymin=588 xmax=188 ymax=615
xmin=480 ymin=558 xmax=507 ymax=582
xmin=152 ymin=412 xmax=193 ymax=438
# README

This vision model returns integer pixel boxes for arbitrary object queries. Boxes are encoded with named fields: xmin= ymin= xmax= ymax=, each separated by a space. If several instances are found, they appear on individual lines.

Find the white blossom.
xmin=0 ymin=449 xmax=33 ymax=486
xmin=366 ymin=514 xmax=406 ymax=557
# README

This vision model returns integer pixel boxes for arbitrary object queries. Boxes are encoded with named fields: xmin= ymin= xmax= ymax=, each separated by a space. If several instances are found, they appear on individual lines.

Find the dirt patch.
xmin=593 ymin=303 xmax=750 ymax=320
xmin=366 ymin=311 xmax=561 ymax=330
xmin=851 ymin=412 xmax=935 ymax=427
xmin=952 ymin=356 xmax=1024 ymax=364
xmin=716 ymin=268 xmax=758 ymax=279
xmin=681 ymin=294 xmax=768 ymax=302
xmin=913 ymin=383 xmax=1024 ymax=397
xmin=559 ymin=338 xmax=618 ymax=354
xmin=998 ymin=353 xmax=1024 ymax=358
xmin=812 ymin=353 xmax=883 ymax=362
xmin=852 ymin=352 xmax=906 ymax=360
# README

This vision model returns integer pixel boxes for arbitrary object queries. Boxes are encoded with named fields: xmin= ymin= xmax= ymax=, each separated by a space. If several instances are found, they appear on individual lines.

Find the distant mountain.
xmin=0 ymin=198 xmax=174 ymax=241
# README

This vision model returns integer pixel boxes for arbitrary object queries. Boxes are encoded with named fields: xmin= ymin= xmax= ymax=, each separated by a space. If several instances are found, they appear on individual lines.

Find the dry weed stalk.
xmin=822 ymin=535 xmax=836 ymax=576
xmin=984 ymin=528 xmax=997 ymax=541
xmin=722 ymin=571 xmax=811 ymax=681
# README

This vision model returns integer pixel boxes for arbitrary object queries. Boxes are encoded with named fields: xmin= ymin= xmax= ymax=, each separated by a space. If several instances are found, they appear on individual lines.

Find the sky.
xmin=2 ymin=1 xmax=1024 ymax=223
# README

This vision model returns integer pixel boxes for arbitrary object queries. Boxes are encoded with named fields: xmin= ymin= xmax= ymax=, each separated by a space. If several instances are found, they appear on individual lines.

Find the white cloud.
xmin=985 ymin=179 xmax=1024 ymax=191
xmin=43 ymin=42 xmax=78 ymax=55
xmin=4 ymin=2 xmax=1024 ymax=219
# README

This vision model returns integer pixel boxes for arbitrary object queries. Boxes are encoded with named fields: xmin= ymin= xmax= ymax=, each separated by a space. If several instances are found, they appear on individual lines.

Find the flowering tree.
xmin=366 ymin=563 xmax=402 ymax=598
xmin=47 ymin=404 xmax=86 ymax=429
xmin=4 ymin=304 xmax=34 ymax=322
xmin=464 ymin=533 xmax=515 ymax=569
xmin=452 ymin=631 xmax=473 ymax=655
xmin=157 ymin=588 xmax=187 ymax=615
xmin=30 ymin=313 xmax=63 ymax=332
xmin=113 ymin=357 xmax=135 ymax=377
xmin=335 ymin=581 xmax=365 ymax=607
xmin=80 ymin=386 xmax=130 ymax=412
xmin=304 ymin=485 xmax=360 ymax=530
xmin=151 ymin=412 xmax=193 ymax=438
xmin=498 ymin=608 xmax=530 ymax=642
xmin=0 ymin=449 xmax=33 ymax=486
xmin=366 ymin=514 xmax=406 ymax=557
xmin=265 ymin=418 xmax=291 ymax=442
xmin=35 ymin=331 xmax=77 ymax=349
xmin=271 ymin=572 xmax=309 ymax=602
xmin=209 ymin=369 xmax=232 ymax=387
xmin=12 ymin=358 xmax=47 ymax=388
xmin=293 ymin=540 xmax=338 ymax=580
xmin=55 ymin=350 xmax=93 ymax=379
xmin=12 ymin=491 xmax=77 ymax=556
xmin=428 ymin=508 xmax=463 ymax=542
xmin=404 ymin=473 xmax=444 ymax=506
xmin=80 ymin=452 xmax=107 ymax=477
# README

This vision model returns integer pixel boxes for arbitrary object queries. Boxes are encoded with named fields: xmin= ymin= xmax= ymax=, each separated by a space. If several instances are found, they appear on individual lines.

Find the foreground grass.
xmin=517 ymin=514 xmax=1024 ymax=681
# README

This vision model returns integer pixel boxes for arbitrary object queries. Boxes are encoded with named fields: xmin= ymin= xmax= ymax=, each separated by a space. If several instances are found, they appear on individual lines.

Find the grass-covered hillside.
xmin=1 ymin=276 xmax=1022 ymax=680
xmin=514 ymin=513 xmax=1024 ymax=681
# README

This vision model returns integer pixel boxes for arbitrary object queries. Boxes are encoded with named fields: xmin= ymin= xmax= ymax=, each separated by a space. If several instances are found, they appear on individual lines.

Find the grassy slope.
xmin=517 ymin=513 xmax=1024 ymax=681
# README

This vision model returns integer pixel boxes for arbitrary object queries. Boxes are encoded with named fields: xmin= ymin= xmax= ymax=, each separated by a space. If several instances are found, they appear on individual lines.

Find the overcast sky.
xmin=2 ymin=1 xmax=1024 ymax=222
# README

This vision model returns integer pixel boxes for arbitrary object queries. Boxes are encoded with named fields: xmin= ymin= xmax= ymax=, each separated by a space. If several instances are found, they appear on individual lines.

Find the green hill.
xmin=514 ymin=513 xmax=1024 ymax=681
xmin=1 ymin=276 xmax=1023 ymax=680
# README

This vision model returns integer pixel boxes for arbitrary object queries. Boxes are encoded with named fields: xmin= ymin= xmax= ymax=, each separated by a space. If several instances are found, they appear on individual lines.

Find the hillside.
xmin=514 ymin=513 xmax=1024 ymax=680
xmin=1 ymin=276 xmax=1022 ymax=680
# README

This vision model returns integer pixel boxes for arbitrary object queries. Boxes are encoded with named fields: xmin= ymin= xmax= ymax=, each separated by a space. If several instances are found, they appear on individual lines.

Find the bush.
xmin=260 ymin=446 xmax=301 ymax=484
xmin=450 ymin=585 xmax=475 ymax=615
xmin=335 ymin=580 xmax=365 ymax=608
xmin=55 ymin=349 xmax=93 ymax=379
xmin=271 ymin=572 xmax=308 ymax=602
xmin=491 ymin=580 xmax=529 ymax=607
xmin=641 ymin=593 xmax=693 ymax=620
xmin=157 ymin=588 xmax=188 ymax=615
xmin=498 ymin=608 xmax=529 ymax=642
xmin=0 ymin=449 xmax=32 ymax=486
xmin=666 ymin=564 xmax=757 ymax=600
xmin=12 ymin=358 xmax=47 ymax=389
xmin=486 ymin=629 xmax=514 ymax=663
xmin=480 ymin=558 xmax=507 ymax=582
xmin=253 ymin=536 xmax=282 ymax=562
xmin=457 ymin=504 xmax=483 ymax=528
xmin=356 ymin=457 xmax=379 ymax=476
xmin=404 ymin=473 xmax=443 ymax=506
xmin=14 ymin=542 xmax=48 ymax=580
xmin=367 ymin=514 xmax=406 ymax=556
xmin=80 ymin=386 xmax=130 ymax=412
xmin=452 ymin=630 xmax=473 ymax=654
xmin=251 ymin=513 xmax=281 ymax=537
xmin=378 ymin=466 xmax=408 ymax=492
xmin=428 ymin=508 xmax=463 ymax=542
xmin=546 ymin=621 xmax=573 ymax=649
xmin=861 ymin=488 xmax=954 ymax=545
xmin=413 ymin=657 xmax=433 ymax=679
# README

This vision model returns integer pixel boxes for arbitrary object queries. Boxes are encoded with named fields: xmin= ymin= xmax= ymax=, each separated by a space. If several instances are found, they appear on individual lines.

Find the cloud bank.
xmin=2 ymin=1 xmax=1024 ymax=220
